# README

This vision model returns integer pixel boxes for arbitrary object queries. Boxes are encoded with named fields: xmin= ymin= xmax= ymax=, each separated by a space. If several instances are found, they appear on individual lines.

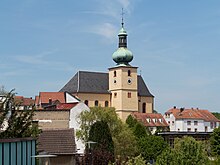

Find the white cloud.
xmin=13 ymin=50 xmax=76 ymax=72
xmin=90 ymin=23 xmax=117 ymax=40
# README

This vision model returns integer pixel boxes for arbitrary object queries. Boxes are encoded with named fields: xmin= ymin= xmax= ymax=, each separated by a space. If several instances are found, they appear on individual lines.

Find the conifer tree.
xmin=0 ymin=90 xmax=41 ymax=138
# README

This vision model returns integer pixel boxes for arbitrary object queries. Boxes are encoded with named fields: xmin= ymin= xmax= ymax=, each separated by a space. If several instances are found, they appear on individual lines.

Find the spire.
xmin=112 ymin=9 xmax=133 ymax=66
xmin=121 ymin=8 xmax=124 ymax=28
xmin=118 ymin=8 xmax=127 ymax=48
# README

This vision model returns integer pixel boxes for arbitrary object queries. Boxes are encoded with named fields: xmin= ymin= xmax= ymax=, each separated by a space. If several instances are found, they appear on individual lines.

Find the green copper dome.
xmin=112 ymin=48 xmax=133 ymax=66
xmin=118 ymin=27 xmax=127 ymax=36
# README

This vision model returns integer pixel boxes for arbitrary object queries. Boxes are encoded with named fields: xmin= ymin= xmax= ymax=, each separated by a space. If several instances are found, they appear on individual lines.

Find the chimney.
xmin=180 ymin=107 xmax=184 ymax=112
xmin=49 ymin=98 xmax=52 ymax=105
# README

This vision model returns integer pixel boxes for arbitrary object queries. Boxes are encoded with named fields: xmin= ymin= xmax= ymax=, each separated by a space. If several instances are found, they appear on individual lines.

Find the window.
xmin=194 ymin=121 xmax=198 ymax=126
xmin=187 ymin=128 xmax=191 ymax=132
xmin=205 ymin=126 xmax=208 ymax=132
xmin=187 ymin=121 xmax=191 ymax=125
xmin=128 ymin=92 xmax=131 ymax=98
xmin=214 ymin=122 xmax=217 ymax=128
xmin=84 ymin=100 xmax=88 ymax=106
xmin=172 ymin=121 xmax=174 ymax=126
xmin=195 ymin=128 xmax=197 ymax=132
xmin=114 ymin=93 xmax=117 ymax=98
xmin=114 ymin=71 xmax=116 ymax=77
xmin=95 ymin=100 xmax=99 ymax=106
xmin=142 ymin=103 xmax=146 ymax=113
xmin=178 ymin=128 xmax=180 ymax=131
xmin=168 ymin=121 xmax=170 ymax=124
xmin=211 ymin=122 xmax=213 ymax=129
xmin=105 ymin=101 xmax=109 ymax=107
xmin=128 ymin=70 xmax=131 ymax=76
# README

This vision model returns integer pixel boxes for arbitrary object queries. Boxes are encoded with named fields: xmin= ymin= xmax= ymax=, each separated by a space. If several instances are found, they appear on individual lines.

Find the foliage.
xmin=156 ymin=136 xmax=209 ymax=165
xmin=113 ymin=124 xmax=139 ymax=160
xmin=210 ymin=126 xmax=220 ymax=156
xmin=0 ymin=90 xmax=41 ymax=138
xmin=138 ymin=135 xmax=168 ymax=163
xmin=76 ymin=106 xmax=123 ymax=143
xmin=87 ymin=120 xmax=114 ymax=163
xmin=76 ymin=107 xmax=139 ymax=161
xmin=0 ymin=85 xmax=8 ymax=95
xmin=126 ymin=115 xmax=150 ymax=138
xmin=212 ymin=112 xmax=220 ymax=120
xmin=110 ymin=155 xmax=146 ymax=165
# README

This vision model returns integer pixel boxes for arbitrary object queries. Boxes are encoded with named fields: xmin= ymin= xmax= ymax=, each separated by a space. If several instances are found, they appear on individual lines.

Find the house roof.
xmin=38 ymin=92 xmax=66 ymax=104
xmin=56 ymin=103 xmax=77 ymax=109
xmin=166 ymin=108 xmax=220 ymax=122
xmin=132 ymin=112 xmax=169 ymax=127
xmin=38 ymin=129 xmax=76 ymax=155
xmin=59 ymin=71 xmax=154 ymax=97
xmin=14 ymin=96 xmax=34 ymax=106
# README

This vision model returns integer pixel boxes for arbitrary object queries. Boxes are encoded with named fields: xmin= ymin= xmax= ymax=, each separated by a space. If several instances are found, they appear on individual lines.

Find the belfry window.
xmin=95 ymin=100 xmax=99 ymax=106
xmin=142 ymin=103 xmax=146 ymax=113
xmin=128 ymin=70 xmax=131 ymax=76
xmin=114 ymin=71 xmax=117 ymax=77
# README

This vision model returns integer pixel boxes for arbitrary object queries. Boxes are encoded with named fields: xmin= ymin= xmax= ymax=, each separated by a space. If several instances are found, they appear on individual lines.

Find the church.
xmin=60 ymin=21 xmax=154 ymax=121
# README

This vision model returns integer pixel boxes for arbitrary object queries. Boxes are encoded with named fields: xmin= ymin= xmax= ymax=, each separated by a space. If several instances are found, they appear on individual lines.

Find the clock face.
xmin=128 ymin=78 xmax=132 ymax=84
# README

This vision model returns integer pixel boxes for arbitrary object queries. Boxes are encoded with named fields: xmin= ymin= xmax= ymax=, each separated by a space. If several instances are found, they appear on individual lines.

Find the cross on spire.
xmin=121 ymin=8 xmax=125 ymax=28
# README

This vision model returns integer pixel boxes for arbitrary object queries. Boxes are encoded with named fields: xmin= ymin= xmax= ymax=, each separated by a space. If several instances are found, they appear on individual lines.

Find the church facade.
xmin=60 ymin=23 xmax=154 ymax=121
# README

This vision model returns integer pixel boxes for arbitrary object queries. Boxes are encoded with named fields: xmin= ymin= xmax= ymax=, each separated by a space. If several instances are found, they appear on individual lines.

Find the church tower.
xmin=109 ymin=17 xmax=139 ymax=121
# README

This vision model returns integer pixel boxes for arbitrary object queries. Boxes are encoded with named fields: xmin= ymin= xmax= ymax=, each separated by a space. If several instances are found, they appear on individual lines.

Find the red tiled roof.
xmin=131 ymin=112 xmax=169 ymax=127
xmin=38 ymin=129 xmax=76 ymax=155
xmin=35 ymin=96 xmax=39 ymax=105
xmin=39 ymin=92 xmax=65 ymax=104
xmin=166 ymin=108 xmax=220 ymax=122
xmin=14 ymin=96 xmax=34 ymax=106
xmin=56 ymin=103 xmax=77 ymax=109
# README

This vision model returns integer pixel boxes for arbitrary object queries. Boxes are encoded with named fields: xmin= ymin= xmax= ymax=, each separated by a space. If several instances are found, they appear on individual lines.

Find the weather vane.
xmin=121 ymin=8 xmax=125 ymax=27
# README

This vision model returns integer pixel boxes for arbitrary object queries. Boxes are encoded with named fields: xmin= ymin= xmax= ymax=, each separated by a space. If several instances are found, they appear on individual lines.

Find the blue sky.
xmin=1 ymin=0 xmax=220 ymax=113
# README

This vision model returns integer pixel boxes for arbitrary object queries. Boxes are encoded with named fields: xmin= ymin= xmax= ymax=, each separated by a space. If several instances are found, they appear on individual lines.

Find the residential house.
xmin=131 ymin=112 xmax=169 ymax=134
xmin=14 ymin=96 xmax=34 ymax=110
xmin=164 ymin=107 xmax=220 ymax=132
xmin=33 ymin=92 xmax=89 ymax=154
xmin=38 ymin=129 xmax=76 ymax=165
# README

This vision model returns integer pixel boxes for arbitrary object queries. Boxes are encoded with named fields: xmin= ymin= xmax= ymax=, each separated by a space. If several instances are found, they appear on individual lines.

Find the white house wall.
xmin=69 ymin=102 xmax=90 ymax=154
xmin=66 ymin=93 xmax=79 ymax=103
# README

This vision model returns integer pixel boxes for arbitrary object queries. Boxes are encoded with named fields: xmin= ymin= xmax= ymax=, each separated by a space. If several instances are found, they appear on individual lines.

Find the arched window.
xmin=95 ymin=100 xmax=99 ymax=106
xmin=105 ymin=101 xmax=109 ymax=107
xmin=142 ymin=103 xmax=146 ymax=113
xmin=128 ymin=70 xmax=131 ymax=76
xmin=114 ymin=71 xmax=117 ymax=77
xmin=84 ymin=100 xmax=88 ymax=106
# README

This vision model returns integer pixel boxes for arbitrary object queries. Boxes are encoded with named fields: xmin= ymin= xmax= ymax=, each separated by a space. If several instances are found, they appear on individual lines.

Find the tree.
xmin=0 ymin=90 xmax=40 ymax=138
xmin=87 ymin=120 xmax=114 ymax=164
xmin=76 ymin=106 xmax=139 ymax=161
xmin=126 ymin=115 xmax=150 ymax=138
xmin=156 ymin=136 xmax=209 ymax=165
xmin=138 ymin=135 xmax=168 ymax=163
xmin=210 ymin=126 xmax=220 ymax=156
xmin=212 ymin=112 xmax=220 ymax=120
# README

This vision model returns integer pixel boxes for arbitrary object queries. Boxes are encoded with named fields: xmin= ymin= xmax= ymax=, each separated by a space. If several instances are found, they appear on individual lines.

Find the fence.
xmin=0 ymin=137 xmax=36 ymax=165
